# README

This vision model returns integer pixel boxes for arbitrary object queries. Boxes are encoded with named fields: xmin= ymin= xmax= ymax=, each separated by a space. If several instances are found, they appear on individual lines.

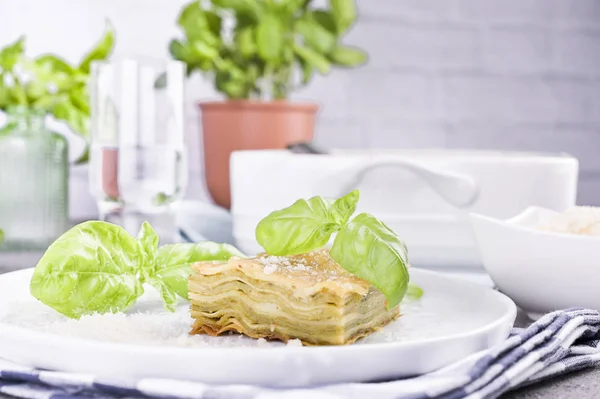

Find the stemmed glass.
xmin=89 ymin=59 xmax=187 ymax=242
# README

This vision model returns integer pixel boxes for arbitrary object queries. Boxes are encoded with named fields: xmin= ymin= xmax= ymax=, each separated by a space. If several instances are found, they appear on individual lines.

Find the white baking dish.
xmin=230 ymin=149 xmax=579 ymax=268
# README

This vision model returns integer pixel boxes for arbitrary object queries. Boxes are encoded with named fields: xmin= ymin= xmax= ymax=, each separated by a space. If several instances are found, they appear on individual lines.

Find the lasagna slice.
xmin=188 ymin=249 xmax=400 ymax=346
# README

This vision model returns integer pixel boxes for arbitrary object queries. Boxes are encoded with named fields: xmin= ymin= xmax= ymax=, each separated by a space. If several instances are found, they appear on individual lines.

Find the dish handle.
xmin=334 ymin=159 xmax=480 ymax=208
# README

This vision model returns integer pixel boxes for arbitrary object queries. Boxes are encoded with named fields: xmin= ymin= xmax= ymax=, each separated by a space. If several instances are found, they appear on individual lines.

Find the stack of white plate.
xmin=230 ymin=149 xmax=579 ymax=270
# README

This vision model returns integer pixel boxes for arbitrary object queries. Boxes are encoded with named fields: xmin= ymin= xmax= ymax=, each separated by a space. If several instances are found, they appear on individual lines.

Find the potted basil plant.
xmin=0 ymin=22 xmax=114 ymax=249
xmin=170 ymin=0 xmax=367 ymax=209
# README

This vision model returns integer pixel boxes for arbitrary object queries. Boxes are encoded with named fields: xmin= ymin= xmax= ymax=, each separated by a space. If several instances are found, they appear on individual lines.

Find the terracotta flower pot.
xmin=199 ymin=100 xmax=318 ymax=209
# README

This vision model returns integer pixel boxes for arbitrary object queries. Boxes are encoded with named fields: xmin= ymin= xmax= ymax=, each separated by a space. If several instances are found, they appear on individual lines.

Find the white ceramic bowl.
xmin=470 ymin=207 xmax=600 ymax=318
xmin=231 ymin=149 xmax=579 ymax=268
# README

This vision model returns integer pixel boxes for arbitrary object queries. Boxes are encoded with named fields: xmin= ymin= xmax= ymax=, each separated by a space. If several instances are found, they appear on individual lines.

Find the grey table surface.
xmin=0 ymin=253 xmax=598 ymax=399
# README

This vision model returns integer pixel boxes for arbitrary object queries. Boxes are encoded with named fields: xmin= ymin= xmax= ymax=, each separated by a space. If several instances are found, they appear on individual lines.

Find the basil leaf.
xmin=330 ymin=0 xmax=357 ymax=33
xmin=191 ymin=40 xmax=219 ymax=60
xmin=256 ymin=196 xmax=340 ymax=256
xmin=406 ymin=282 xmax=423 ymax=301
xmin=78 ymin=20 xmax=115 ymax=73
xmin=330 ymin=46 xmax=367 ymax=67
xmin=153 ymin=242 xmax=245 ymax=299
xmin=212 ymin=0 xmax=262 ymax=21
xmin=330 ymin=213 xmax=409 ymax=309
xmin=51 ymin=98 xmax=89 ymax=138
xmin=205 ymin=11 xmax=222 ymax=36
xmin=312 ymin=10 xmax=337 ymax=34
xmin=281 ymin=0 xmax=312 ymax=15
xmin=297 ymin=55 xmax=314 ymax=85
xmin=0 ymin=36 xmax=25 ymax=71
xmin=235 ymin=27 xmax=256 ymax=57
xmin=331 ymin=189 xmax=359 ymax=225
xmin=256 ymin=190 xmax=358 ymax=255
xmin=293 ymin=43 xmax=331 ymax=74
xmin=35 ymin=54 xmax=74 ymax=75
xmin=169 ymin=39 xmax=197 ymax=66
xmin=30 ymin=221 xmax=146 ymax=319
xmin=177 ymin=2 xmax=220 ymax=47
xmin=137 ymin=221 xmax=159 ymax=271
xmin=256 ymin=13 xmax=283 ymax=61
xmin=296 ymin=14 xmax=336 ymax=54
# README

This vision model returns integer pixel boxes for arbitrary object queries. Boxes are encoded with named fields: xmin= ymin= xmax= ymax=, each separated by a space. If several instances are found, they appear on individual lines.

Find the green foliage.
xmin=0 ymin=21 xmax=115 ymax=163
xmin=170 ymin=0 xmax=367 ymax=100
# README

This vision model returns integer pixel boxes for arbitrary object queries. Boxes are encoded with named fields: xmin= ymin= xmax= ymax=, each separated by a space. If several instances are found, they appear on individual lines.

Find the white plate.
xmin=0 ymin=268 xmax=516 ymax=388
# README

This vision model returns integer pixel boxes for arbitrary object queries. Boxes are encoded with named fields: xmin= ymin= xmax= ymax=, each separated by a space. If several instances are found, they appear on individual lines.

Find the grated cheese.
xmin=0 ymin=301 xmax=302 ymax=348
xmin=536 ymin=206 xmax=600 ymax=236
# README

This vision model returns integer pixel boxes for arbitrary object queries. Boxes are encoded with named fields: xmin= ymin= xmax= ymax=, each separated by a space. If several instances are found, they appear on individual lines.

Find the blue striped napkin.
xmin=1 ymin=308 xmax=599 ymax=399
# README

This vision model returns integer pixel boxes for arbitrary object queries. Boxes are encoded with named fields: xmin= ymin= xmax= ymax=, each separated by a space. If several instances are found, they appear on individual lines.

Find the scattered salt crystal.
xmin=257 ymin=338 xmax=268 ymax=346
xmin=291 ymin=264 xmax=310 ymax=271
xmin=259 ymin=256 xmax=289 ymax=265
xmin=287 ymin=339 xmax=303 ymax=347
xmin=263 ymin=264 xmax=278 ymax=275
xmin=270 ymin=324 xmax=275 ymax=332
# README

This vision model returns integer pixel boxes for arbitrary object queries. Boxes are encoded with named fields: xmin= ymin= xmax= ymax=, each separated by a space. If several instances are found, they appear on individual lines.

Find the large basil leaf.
xmin=256 ymin=190 xmax=359 ymax=255
xmin=330 ymin=213 xmax=409 ymax=308
xmin=78 ymin=20 xmax=115 ymax=73
xmin=256 ymin=196 xmax=338 ymax=256
xmin=30 ymin=221 xmax=146 ymax=319
xmin=152 ymin=242 xmax=245 ymax=299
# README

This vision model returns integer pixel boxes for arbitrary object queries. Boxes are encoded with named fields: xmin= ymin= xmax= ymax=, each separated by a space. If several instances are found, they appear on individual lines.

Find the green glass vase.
xmin=0 ymin=106 xmax=69 ymax=251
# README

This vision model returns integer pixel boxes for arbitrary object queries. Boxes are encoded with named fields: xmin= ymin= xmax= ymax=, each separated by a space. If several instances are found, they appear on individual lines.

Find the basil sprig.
xmin=255 ymin=190 xmax=359 ymax=256
xmin=30 ymin=221 xmax=244 ymax=319
xmin=255 ymin=190 xmax=420 ymax=308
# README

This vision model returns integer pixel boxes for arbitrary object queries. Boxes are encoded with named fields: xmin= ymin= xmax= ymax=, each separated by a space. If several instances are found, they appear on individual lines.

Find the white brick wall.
xmin=3 ymin=0 xmax=599 ymax=205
